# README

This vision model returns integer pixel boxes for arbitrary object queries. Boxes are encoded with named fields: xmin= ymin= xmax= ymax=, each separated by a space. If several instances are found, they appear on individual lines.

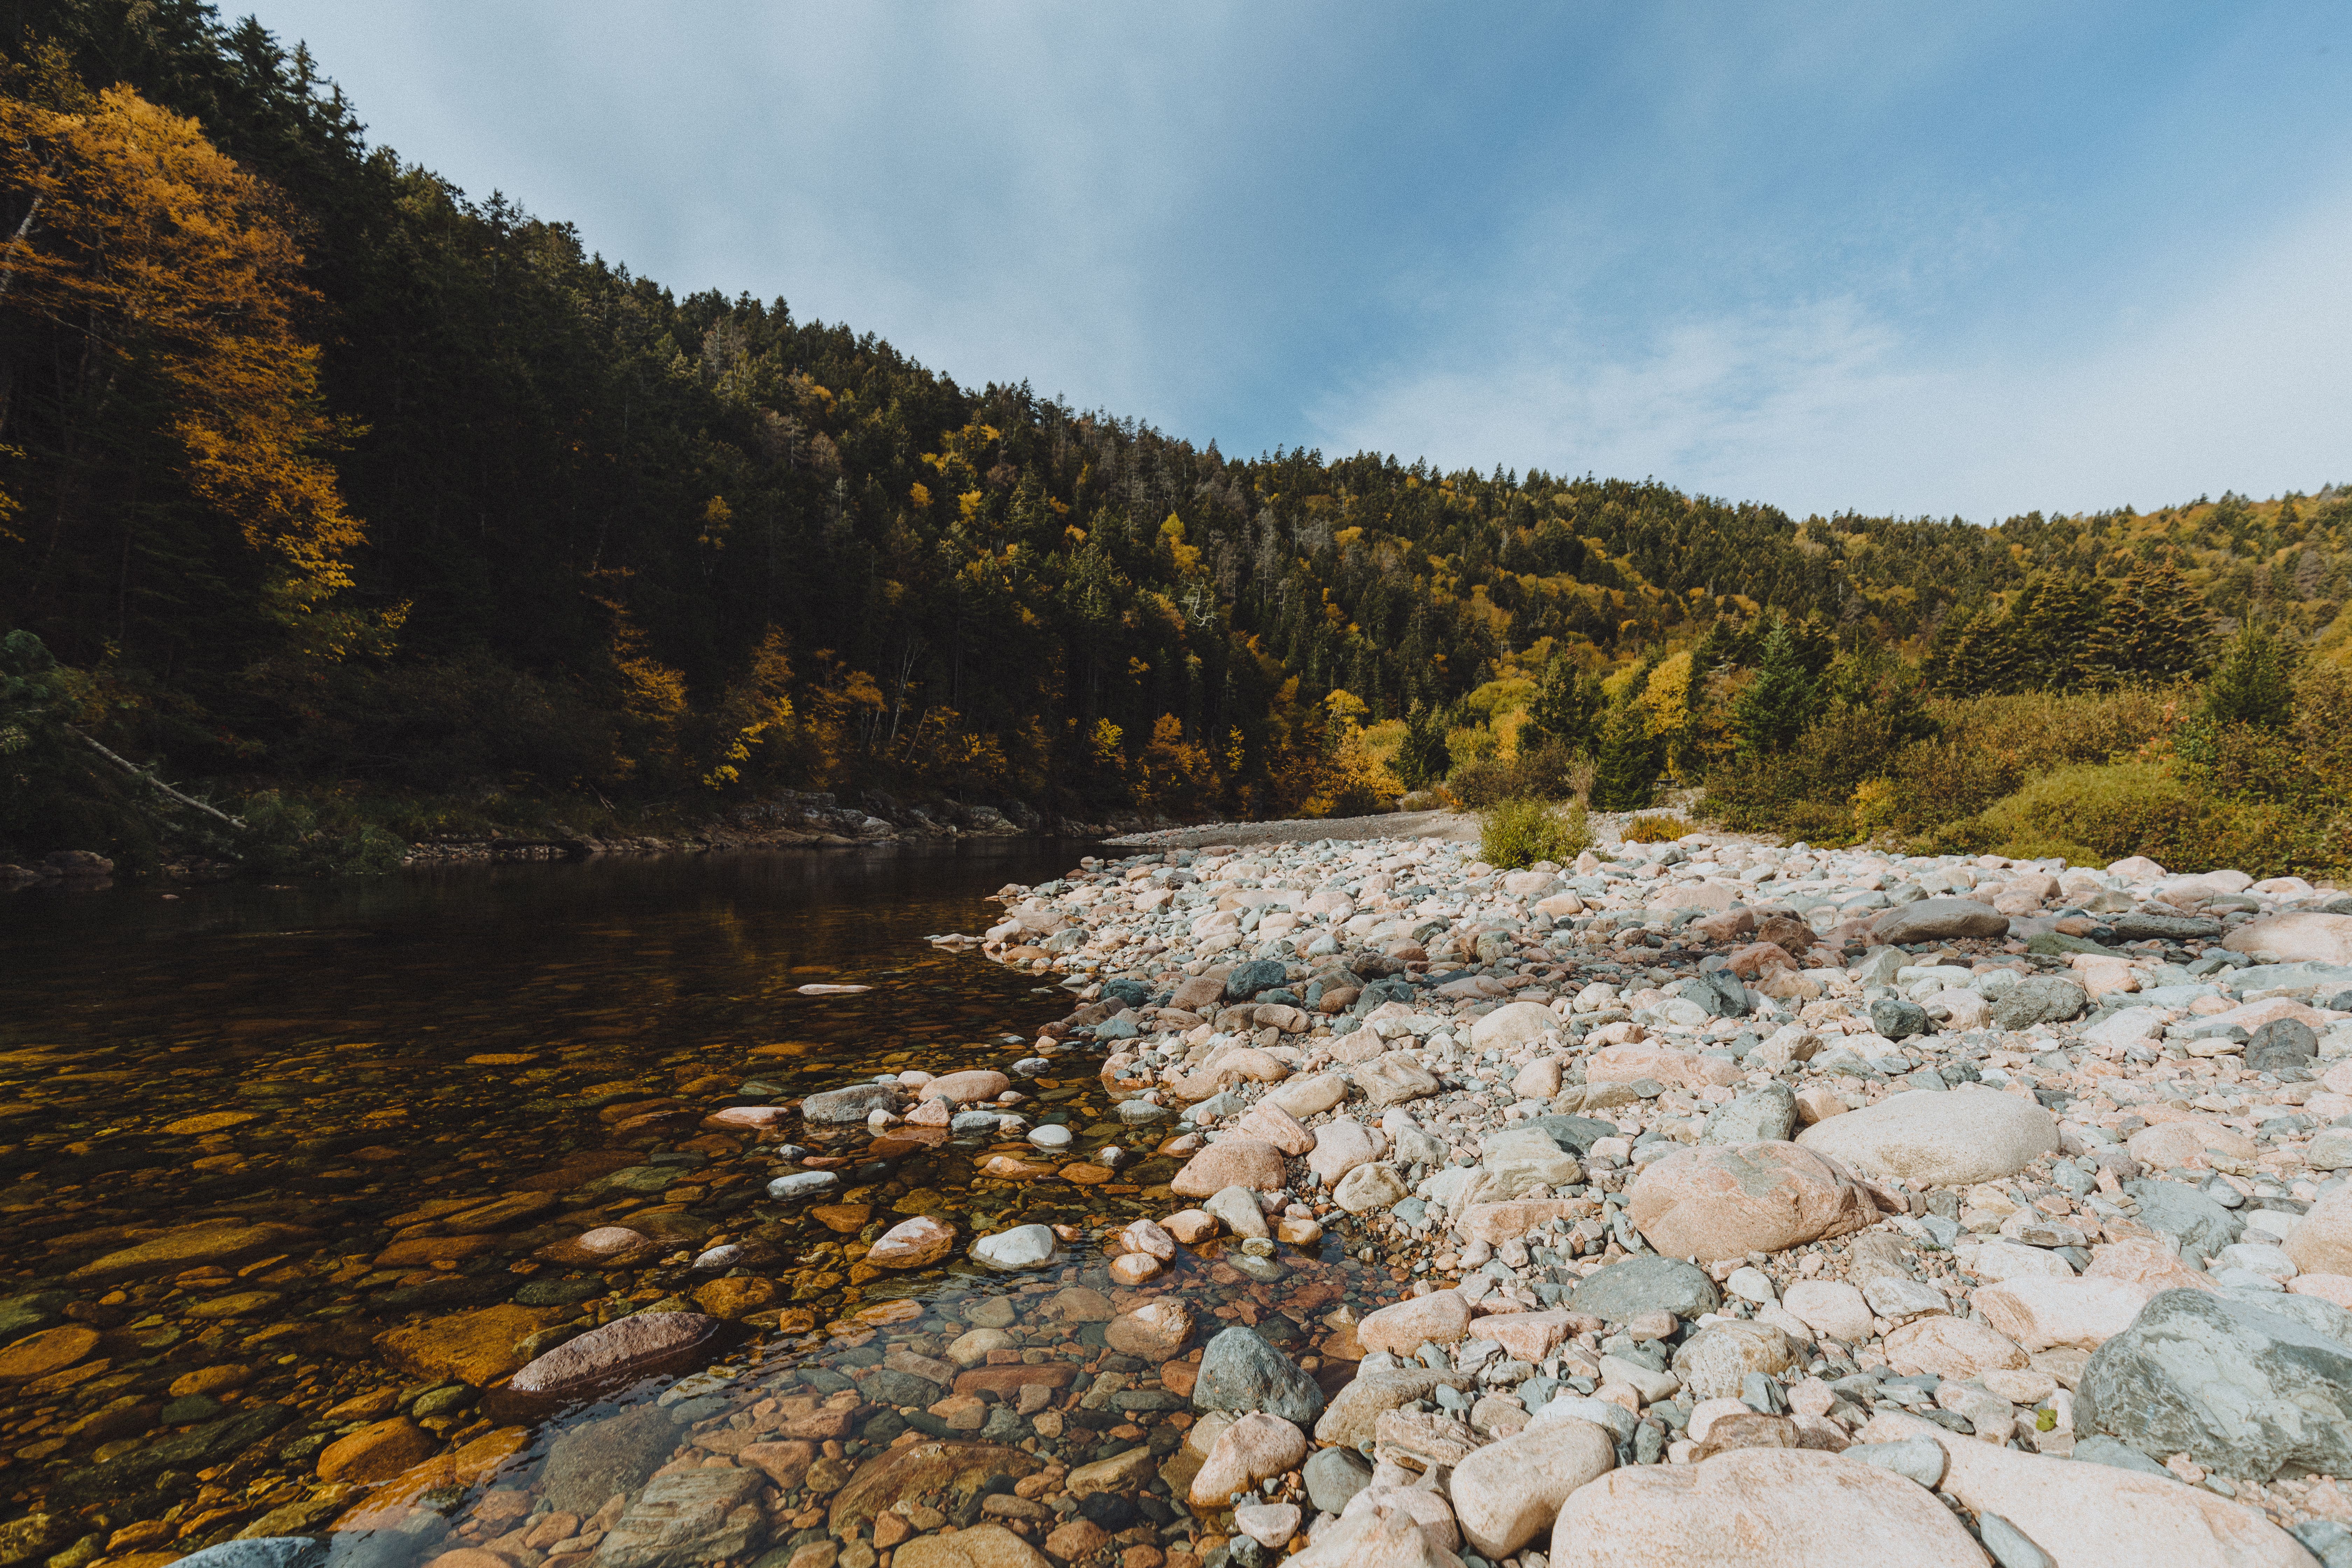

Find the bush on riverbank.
xmin=1478 ymin=797 xmax=1591 ymax=869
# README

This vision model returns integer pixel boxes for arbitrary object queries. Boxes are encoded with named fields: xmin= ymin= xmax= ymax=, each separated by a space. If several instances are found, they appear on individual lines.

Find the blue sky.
xmin=247 ymin=1 xmax=2352 ymax=521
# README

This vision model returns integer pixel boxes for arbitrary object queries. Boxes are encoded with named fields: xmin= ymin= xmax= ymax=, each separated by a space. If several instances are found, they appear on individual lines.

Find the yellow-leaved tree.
xmin=0 ymin=79 xmax=397 ymax=659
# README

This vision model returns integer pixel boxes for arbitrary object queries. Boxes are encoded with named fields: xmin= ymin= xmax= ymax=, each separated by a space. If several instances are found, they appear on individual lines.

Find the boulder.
xmin=1171 ymin=1137 xmax=1288 ymax=1196
xmin=1795 ymin=1085 xmax=2059 ymax=1185
xmin=1356 ymin=1290 xmax=1472 ymax=1354
xmin=1869 ymin=898 xmax=2009 ymax=944
xmin=2286 ymin=1183 xmax=2352 ymax=1279
xmin=1267 ymin=1072 xmax=1351 ymax=1117
xmin=1627 ymin=1142 xmax=1874 ymax=1263
xmin=1862 ymin=1410 xmax=2317 ymax=1567
xmin=1306 ymin=1118 xmax=1385 ymax=1184
xmin=1464 ymin=1126 xmax=1583 ymax=1203
xmin=486 ymin=1311 xmax=731 ymax=1419
xmin=1292 ymin=1494 xmax=1465 ymax=1567
xmin=1568 ymin=1256 xmax=1721 ymax=1323
xmin=2079 ymin=1287 xmax=2352 ymax=1479
xmin=926 ymin=1070 xmax=1011 ymax=1104
xmin=1192 ymin=1326 xmax=1323 ymax=1424
xmin=1587 ymin=1043 xmax=1740 ymax=1090
xmin=2127 ymin=1178 xmax=2243 ymax=1265
xmin=1880 ymin=1316 xmax=2028 ymax=1380
xmin=1313 ymin=1370 xmax=1477 ymax=1449
xmin=1232 ymin=1102 xmax=1317 ymax=1156
xmin=1188 ymin=1412 xmax=1308 ymax=1508
xmin=2225 ymin=913 xmax=2352 ymax=966
xmin=866 ymin=1216 xmax=957 ymax=1268
xmin=1202 ymin=1185 xmax=1270 ymax=1239
xmin=539 ymin=1403 xmax=683 ymax=1513
xmin=1672 ymin=1321 xmax=1801 ymax=1400
xmin=1471 ymin=1000 xmax=1559 ymax=1052
xmin=802 ymin=1083 xmax=898 ymax=1123
xmin=968 ymin=1225 xmax=1062 ymax=1271
xmin=1332 ymin=1161 xmax=1409 ymax=1213
xmin=1548 ymin=1447 xmax=1988 ymax=1567
xmin=1450 ymin=1418 xmax=1615 ymax=1558
xmin=1991 ymin=975 xmax=2091 ymax=1029
xmin=826 ymin=1440 xmax=1044 ymax=1538
xmin=1106 ymin=1299 xmax=1194 ymax=1362
xmin=1701 ymin=1083 xmax=1798 ymax=1145
xmin=1303 ymin=1446 xmax=1374 ymax=1514
xmin=1975 ymin=1276 xmax=2155 ymax=1352
xmin=1780 ymin=1280 xmax=1873 ymax=1343
xmin=1356 ymin=1054 xmax=1441 ymax=1106
xmin=892 ymin=1525 xmax=1052 ymax=1568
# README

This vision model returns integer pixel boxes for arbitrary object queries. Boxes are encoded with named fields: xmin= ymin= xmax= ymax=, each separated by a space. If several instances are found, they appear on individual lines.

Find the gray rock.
xmin=2292 ymin=1519 xmax=2352 ymax=1568
xmin=2079 ymin=1288 xmax=2352 ymax=1479
xmin=1870 ymin=898 xmax=2009 ymax=944
xmin=2068 ymin=1434 xmax=2173 ymax=1479
xmin=1567 ymin=1256 xmax=1721 ymax=1323
xmin=1303 ymin=1447 xmax=1374 ymax=1513
xmin=1870 ymin=997 xmax=1931 ymax=1041
xmin=862 ymin=1368 xmax=946 ymax=1406
xmin=765 ymin=1170 xmax=839 ymax=1200
xmin=1118 ymin=1100 xmax=1174 ymax=1125
xmin=540 ymin=1403 xmax=683 ymax=1514
xmin=1528 ymin=1114 xmax=1622 ymax=1156
xmin=2110 ymin=911 xmax=2223 ymax=941
xmin=1194 ymin=1326 xmax=1324 ymax=1425
xmin=596 ymin=1465 xmax=764 ymax=1568
xmin=1841 ymin=1438 xmax=1946 ymax=1489
xmin=2214 ymin=1287 xmax=2352 ymax=1344
xmin=174 ymin=1544 xmax=325 ymax=1568
xmin=1700 ymin=1083 xmax=1797 ymax=1145
xmin=1978 ymin=1512 xmax=2056 ymax=1568
xmin=1991 ymin=975 xmax=2089 ymax=1030
xmin=1692 ymin=964 xmax=1750 ymax=1018
xmin=800 ymin=1083 xmax=897 ymax=1123
xmin=2124 ymin=1178 xmax=2241 ymax=1264
xmin=2246 ymin=1019 xmax=2320 ymax=1074
xmin=1225 ymin=959 xmax=1289 ymax=1001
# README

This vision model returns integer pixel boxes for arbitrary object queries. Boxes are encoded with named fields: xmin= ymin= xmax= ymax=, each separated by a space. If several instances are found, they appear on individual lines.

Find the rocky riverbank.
xmin=944 ymin=830 xmax=2352 ymax=1564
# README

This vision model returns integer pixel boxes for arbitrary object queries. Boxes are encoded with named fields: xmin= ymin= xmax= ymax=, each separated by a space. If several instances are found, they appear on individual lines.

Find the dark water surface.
xmin=0 ymin=847 xmax=1380 ymax=1568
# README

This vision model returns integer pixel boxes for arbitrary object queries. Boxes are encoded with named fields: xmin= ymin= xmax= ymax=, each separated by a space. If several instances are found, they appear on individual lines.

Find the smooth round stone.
xmin=692 ymin=1244 xmax=747 ymax=1272
xmin=1028 ymin=1124 xmax=1073 ymax=1151
xmin=766 ymin=1170 xmax=840 ymax=1200
xmin=1011 ymin=1057 xmax=1053 ymax=1078
xmin=969 ymin=1224 xmax=1062 ymax=1271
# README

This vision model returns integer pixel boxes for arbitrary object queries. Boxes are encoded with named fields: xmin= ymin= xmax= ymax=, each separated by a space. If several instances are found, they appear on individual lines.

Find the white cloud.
xmin=1315 ymin=194 xmax=2352 ymax=519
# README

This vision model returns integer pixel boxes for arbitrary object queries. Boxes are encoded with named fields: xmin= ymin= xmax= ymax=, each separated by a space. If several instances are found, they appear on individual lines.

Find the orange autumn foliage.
xmin=0 ymin=82 xmax=393 ymax=656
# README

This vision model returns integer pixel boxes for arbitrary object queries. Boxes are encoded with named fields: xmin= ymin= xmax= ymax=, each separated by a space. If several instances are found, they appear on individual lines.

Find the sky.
xmin=245 ymin=1 xmax=2352 ymax=523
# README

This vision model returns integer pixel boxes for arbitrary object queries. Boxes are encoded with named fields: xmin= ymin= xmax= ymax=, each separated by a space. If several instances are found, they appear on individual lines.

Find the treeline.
xmin=0 ymin=2 xmax=2346 ymax=870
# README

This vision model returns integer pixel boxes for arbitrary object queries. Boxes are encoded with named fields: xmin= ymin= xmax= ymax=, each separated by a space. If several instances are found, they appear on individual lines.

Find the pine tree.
xmin=1524 ymin=656 xmax=1603 ymax=754
xmin=1732 ymin=620 xmax=1824 ymax=754
xmin=1589 ymin=701 xmax=1661 ymax=810
xmin=1925 ymin=608 xmax=1984 ymax=695
xmin=2084 ymin=562 xmax=2216 ymax=686
xmin=2202 ymin=623 xmax=2298 ymax=730
xmin=1396 ymin=700 xmax=1452 ymax=789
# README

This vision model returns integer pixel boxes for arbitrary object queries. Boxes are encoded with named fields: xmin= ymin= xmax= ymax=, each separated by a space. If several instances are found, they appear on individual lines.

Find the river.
xmin=0 ymin=846 xmax=1385 ymax=1568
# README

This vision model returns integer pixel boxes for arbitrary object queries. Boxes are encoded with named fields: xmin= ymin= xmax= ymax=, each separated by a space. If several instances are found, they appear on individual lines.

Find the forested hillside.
xmin=1 ymin=2 xmax=2346 ymax=872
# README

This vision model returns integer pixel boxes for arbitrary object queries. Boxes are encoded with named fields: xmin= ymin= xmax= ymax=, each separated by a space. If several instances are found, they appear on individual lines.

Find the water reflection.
xmin=0 ymin=847 xmax=1392 ymax=1567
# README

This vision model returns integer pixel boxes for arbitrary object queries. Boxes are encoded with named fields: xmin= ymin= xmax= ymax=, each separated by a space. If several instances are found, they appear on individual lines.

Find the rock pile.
xmin=952 ymin=831 xmax=2352 ymax=1563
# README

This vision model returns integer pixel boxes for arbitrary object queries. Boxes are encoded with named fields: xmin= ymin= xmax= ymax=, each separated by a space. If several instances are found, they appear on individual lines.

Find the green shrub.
xmin=1446 ymin=738 xmax=1591 ymax=809
xmin=1961 ymin=760 xmax=2336 ymax=878
xmin=1621 ymin=812 xmax=1696 ymax=844
xmin=1479 ymin=797 xmax=1592 ymax=869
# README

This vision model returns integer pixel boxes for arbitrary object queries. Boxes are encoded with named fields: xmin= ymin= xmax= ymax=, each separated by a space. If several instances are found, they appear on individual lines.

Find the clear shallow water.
xmin=0 ymin=847 xmax=1385 ymax=1568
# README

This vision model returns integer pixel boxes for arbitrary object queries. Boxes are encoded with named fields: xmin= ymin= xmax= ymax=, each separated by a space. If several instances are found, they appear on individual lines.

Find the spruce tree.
xmin=1732 ymin=620 xmax=1824 ymax=754
xmin=1590 ymin=701 xmax=1661 ymax=810
xmin=1525 ymin=656 xmax=1604 ymax=754
xmin=2085 ymin=562 xmax=2215 ymax=686
xmin=2202 ymin=623 xmax=2298 ymax=729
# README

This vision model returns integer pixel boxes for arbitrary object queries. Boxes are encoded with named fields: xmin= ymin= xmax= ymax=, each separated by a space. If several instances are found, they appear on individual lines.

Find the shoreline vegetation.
xmin=0 ymin=9 xmax=2345 ymax=884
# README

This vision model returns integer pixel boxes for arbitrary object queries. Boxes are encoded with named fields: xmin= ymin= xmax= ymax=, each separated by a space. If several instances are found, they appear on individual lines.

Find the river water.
xmin=0 ymin=847 xmax=1390 ymax=1568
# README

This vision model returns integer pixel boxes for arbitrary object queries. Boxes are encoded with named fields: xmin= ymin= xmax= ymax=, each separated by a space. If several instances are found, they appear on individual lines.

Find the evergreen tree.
xmin=2084 ymin=562 xmax=2216 ymax=686
xmin=1924 ymin=608 xmax=1985 ymax=696
xmin=1396 ymin=699 xmax=1451 ymax=789
xmin=2202 ymin=623 xmax=2299 ymax=729
xmin=1589 ymin=700 xmax=1661 ymax=810
xmin=2014 ymin=574 xmax=2109 ymax=692
xmin=1524 ymin=656 xmax=1603 ymax=754
xmin=1732 ymin=620 xmax=1824 ymax=755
